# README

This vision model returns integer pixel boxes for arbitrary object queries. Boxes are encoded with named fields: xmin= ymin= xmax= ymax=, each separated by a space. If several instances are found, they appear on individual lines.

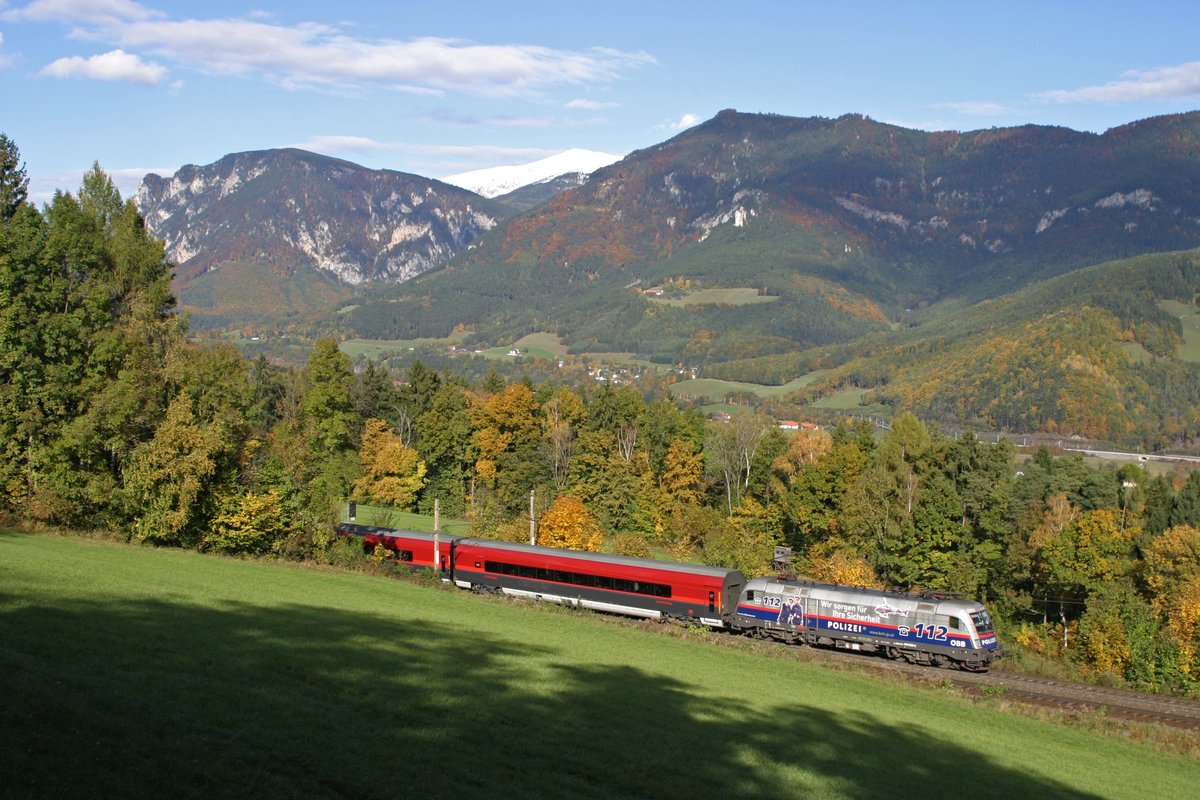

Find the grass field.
xmin=3 ymin=531 xmax=1197 ymax=799
xmin=669 ymin=372 xmax=828 ymax=403
xmin=1159 ymin=300 xmax=1200 ymax=363
xmin=481 ymin=332 xmax=571 ymax=360
xmin=649 ymin=287 xmax=779 ymax=307
xmin=339 ymin=332 xmax=467 ymax=361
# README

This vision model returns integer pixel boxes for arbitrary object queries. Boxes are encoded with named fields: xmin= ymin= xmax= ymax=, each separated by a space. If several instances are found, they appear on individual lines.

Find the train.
xmin=336 ymin=523 xmax=1002 ymax=671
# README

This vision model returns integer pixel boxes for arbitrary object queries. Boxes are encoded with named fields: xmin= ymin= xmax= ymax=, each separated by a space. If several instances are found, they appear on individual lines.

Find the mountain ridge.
xmin=135 ymin=148 xmax=502 ymax=288
xmin=346 ymin=109 xmax=1200 ymax=357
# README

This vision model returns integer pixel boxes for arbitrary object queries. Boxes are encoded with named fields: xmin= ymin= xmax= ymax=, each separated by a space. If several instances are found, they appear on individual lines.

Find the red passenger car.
xmin=335 ymin=523 xmax=458 ymax=575
xmin=450 ymin=538 xmax=746 ymax=628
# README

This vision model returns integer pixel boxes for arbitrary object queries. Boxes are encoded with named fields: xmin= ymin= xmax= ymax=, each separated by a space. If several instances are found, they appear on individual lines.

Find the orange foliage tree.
xmin=537 ymin=495 xmax=603 ymax=552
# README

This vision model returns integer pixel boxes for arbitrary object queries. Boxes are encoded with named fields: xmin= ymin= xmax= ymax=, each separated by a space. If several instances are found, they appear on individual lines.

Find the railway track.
xmin=773 ymin=640 xmax=1200 ymax=732
xmin=950 ymin=669 xmax=1200 ymax=731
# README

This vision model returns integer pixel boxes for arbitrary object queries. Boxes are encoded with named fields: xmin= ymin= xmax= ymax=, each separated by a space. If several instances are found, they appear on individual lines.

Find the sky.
xmin=3 ymin=0 xmax=1200 ymax=204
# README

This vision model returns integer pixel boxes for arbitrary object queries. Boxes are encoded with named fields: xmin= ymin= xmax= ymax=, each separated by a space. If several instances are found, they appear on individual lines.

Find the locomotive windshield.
xmin=970 ymin=610 xmax=994 ymax=634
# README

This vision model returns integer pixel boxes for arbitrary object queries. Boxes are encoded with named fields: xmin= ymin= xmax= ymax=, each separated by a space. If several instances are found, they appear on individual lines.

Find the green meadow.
xmin=339 ymin=331 xmax=468 ymax=361
xmin=649 ymin=287 xmax=779 ymax=307
xmin=1159 ymin=299 xmax=1200 ymax=363
xmin=3 ymin=531 xmax=1197 ymax=799
xmin=669 ymin=372 xmax=827 ymax=403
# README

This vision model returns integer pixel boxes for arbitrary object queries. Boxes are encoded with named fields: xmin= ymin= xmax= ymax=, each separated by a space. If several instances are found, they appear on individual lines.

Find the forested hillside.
xmin=6 ymin=134 xmax=1200 ymax=694
xmin=707 ymin=249 xmax=1200 ymax=448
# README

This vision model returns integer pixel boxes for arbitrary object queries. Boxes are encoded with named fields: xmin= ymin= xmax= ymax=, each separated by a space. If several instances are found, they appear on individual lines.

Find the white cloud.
xmin=420 ymin=109 xmax=605 ymax=128
xmin=566 ymin=98 xmax=618 ymax=110
xmin=39 ymin=48 xmax=165 ymax=85
xmin=290 ymin=134 xmax=555 ymax=162
xmin=293 ymin=135 xmax=403 ymax=154
xmin=1039 ymin=61 xmax=1200 ymax=103
xmin=14 ymin=4 xmax=654 ymax=96
xmin=937 ymin=101 xmax=1012 ymax=116
xmin=660 ymin=112 xmax=700 ymax=131
xmin=3 ymin=0 xmax=159 ymax=24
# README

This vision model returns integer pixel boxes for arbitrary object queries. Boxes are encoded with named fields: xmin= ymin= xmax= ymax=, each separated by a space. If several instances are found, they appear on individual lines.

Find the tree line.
xmin=3 ymin=139 xmax=1199 ymax=693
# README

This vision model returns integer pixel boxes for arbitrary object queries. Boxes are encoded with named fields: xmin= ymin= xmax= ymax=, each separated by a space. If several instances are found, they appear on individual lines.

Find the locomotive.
xmin=336 ymin=523 xmax=1002 ymax=671
xmin=733 ymin=576 xmax=999 ymax=671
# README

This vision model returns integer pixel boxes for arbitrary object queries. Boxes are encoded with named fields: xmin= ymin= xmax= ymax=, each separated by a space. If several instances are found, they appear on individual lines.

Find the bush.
xmin=612 ymin=532 xmax=654 ymax=559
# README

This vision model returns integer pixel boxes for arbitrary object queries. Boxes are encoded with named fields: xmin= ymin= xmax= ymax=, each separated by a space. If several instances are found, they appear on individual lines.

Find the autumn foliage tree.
xmin=537 ymin=495 xmax=603 ymax=552
xmin=352 ymin=418 xmax=427 ymax=509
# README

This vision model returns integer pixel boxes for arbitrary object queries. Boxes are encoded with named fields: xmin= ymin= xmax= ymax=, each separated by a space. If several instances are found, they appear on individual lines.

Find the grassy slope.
xmin=669 ymin=372 xmax=828 ymax=402
xmin=3 ymin=531 xmax=1196 ymax=799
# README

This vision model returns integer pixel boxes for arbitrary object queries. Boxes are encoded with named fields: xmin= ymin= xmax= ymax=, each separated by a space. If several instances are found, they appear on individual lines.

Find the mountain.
xmin=490 ymin=172 xmax=602 ymax=216
xmin=135 ymin=148 xmax=501 ymax=289
xmin=441 ymin=149 xmax=621 ymax=198
xmin=347 ymin=110 xmax=1200 ymax=360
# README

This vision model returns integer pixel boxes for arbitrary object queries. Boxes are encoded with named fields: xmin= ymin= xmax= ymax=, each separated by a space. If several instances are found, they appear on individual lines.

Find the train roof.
xmin=336 ymin=523 xmax=462 ymax=541
xmin=455 ymin=537 xmax=746 ymax=580
xmin=745 ymin=575 xmax=987 ymax=610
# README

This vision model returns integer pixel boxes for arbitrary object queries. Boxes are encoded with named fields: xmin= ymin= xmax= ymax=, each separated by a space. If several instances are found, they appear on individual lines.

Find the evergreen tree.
xmin=1169 ymin=471 xmax=1200 ymax=528
xmin=415 ymin=382 xmax=473 ymax=517
xmin=0 ymin=133 xmax=28 ymax=223
xmin=1142 ymin=474 xmax=1174 ymax=537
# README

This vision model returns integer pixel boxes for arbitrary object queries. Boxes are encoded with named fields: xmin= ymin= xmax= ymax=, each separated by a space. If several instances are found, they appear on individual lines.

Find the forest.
xmin=3 ymin=137 xmax=1200 ymax=695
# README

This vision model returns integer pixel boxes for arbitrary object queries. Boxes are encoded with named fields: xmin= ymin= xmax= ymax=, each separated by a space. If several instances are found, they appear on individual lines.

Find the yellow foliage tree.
xmin=1142 ymin=524 xmax=1200 ymax=610
xmin=352 ymin=418 xmax=427 ymax=509
xmin=203 ymin=490 xmax=291 ymax=555
xmin=771 ymin=428 xmax=834 ymax=483
xmin=658 ymin=438 xmax=705 ymax=517
xmin=806 ymin=549 xmax=883 ymax=589
xmin=537 ymin=495 xmax=603 ymax=552
xmin=1165 ymin=576 xmax=1200 ymax=679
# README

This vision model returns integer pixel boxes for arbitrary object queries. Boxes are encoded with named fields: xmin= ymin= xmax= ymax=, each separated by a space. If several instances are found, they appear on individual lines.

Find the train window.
xmin=948 ymin=617 xmax=961 ymax=630
xmin=745 ymin=590 xmax=756 ymax=601
xmin=970 ymin=610 xmax=994 ymax=634
xmin=477 ymin=559 xmax=671 ymax=598
xmin=708 ymin=591 xmax=715 ymax=612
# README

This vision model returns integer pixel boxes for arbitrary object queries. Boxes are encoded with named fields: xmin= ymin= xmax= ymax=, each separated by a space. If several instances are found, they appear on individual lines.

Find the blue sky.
xmin=3 ymin=0 xmax=1200 ymax=203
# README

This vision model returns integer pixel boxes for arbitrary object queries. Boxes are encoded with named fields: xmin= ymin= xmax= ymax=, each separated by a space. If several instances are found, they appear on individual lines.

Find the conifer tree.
xmin=0 ymin=133 xmax=28 ymax=222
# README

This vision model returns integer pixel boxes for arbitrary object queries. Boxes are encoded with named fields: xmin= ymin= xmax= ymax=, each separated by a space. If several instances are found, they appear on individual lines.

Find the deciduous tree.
xmin=352 ymin=418 xmax=427 ymax=509
xmin=537 ymin=494 xmax=603 ymax=551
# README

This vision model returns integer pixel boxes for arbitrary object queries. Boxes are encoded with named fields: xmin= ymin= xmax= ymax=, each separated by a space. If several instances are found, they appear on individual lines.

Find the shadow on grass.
xmin=1 ymin=595 xmax=1103 ymax=800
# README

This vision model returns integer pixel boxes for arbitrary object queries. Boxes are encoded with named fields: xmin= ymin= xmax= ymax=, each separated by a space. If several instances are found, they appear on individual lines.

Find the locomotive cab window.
xmin=949 ymin=616 xmax=961 ymax=630
xmin=970 ymin=610 xmax=995 ymax=634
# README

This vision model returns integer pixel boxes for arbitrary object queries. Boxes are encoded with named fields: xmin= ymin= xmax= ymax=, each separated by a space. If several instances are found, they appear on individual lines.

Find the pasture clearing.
xmin=481 ymin=332 xmax=570 ymax=360
xmin=669 ymin=371 xmax=827 ymax=403
xmin=649 ymin=287 xmax=779 ymax=307
xmin=340 ymin=331 xmax=467 ymax=361
xmin=3 ymin=531 xmax=1196 ymax=799
xmin=1159 ymin=300 xmax=1200 ymax=363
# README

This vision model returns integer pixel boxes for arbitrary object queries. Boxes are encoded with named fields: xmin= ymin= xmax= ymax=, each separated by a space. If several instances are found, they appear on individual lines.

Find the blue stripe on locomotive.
xmin=736 ymin=604 xmax=997 ymax=651
xmin=736 ymin=603 xmax=780 ymax=622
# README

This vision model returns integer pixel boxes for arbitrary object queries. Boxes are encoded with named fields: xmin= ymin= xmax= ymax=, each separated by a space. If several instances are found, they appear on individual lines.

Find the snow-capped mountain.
xmin=442 ymin=148 xmax=622 ymax=198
